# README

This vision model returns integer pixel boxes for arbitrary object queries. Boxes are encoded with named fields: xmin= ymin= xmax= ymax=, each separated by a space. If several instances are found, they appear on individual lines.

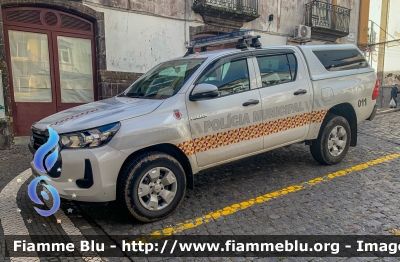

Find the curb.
xmin=376 ymin=108 xmax=400 ymax=116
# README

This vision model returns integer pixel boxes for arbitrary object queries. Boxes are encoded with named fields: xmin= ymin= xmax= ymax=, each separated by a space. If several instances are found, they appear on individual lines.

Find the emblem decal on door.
xmin=173 ymin=109 xmax=182 ymax=120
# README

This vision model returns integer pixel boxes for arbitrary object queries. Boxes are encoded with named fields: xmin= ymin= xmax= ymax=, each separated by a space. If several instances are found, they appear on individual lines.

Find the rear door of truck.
xmin=252 ymin=48 xmax=313 ymax=149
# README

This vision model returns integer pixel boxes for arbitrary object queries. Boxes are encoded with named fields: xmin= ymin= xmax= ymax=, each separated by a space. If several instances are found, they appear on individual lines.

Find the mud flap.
xmin=186 ymin=172 xmax=195 ymax=190
xmin=367 ymin=104 xmax=378 ymax=121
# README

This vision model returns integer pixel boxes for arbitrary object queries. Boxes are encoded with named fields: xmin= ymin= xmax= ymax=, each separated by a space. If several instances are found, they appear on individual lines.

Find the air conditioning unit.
xmin=294 ymin=24 xmax=312 ymax=39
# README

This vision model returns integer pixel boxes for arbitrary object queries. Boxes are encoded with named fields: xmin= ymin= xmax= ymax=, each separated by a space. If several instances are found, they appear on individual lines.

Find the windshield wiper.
xmin=124 ymin=93 xmax=144 ymax=98
xmin=122 ymin=93 xmax=159 ymax=99
xmin=142 ymin=93 xmax=159 ymax=99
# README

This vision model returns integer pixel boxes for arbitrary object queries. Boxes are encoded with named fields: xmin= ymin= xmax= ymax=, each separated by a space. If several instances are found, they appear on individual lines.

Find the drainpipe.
xmin=184 ymin=0 xmax=188 ymax=47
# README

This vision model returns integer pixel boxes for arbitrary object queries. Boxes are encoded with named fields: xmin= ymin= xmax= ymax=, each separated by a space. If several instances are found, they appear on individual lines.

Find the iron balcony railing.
xmin=193 ymin=0 xmax=259 ymax=17
xmin=305 ymin=0 xmax=351 ymax=34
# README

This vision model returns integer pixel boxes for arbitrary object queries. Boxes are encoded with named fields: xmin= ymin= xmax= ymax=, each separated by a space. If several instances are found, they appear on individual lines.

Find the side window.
xmin=313 ymin=49 xmax=369 ymax=71
xmin=256 ymin=54 xmax=294 ymax=87
xmin=198 ymin=59 xmax=250 ymax=97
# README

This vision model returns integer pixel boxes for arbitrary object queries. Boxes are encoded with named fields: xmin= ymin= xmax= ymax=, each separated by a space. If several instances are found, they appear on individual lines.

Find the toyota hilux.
xmin=30 ymin=32 xmax=379 ymax=222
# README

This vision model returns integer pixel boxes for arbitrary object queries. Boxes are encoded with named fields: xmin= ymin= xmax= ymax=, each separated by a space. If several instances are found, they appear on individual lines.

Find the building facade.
xmin=0 ymin=0 xmax=360 ymax=149
xmin=355 ymin=0 xmax=400 ymax=108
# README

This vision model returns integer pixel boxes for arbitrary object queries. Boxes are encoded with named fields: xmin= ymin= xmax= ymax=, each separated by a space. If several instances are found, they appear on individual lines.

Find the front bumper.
xmin=368 ymin=104 xmax=378 ymax=121
xmin=30 ymin=145 xmax=128 ymax=202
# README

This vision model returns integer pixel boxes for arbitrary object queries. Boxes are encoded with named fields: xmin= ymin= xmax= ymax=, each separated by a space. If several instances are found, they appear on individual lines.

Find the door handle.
xmin=242 ymin=99 xmax=260 ymax=106
xmin=294 ymin=89 xmax=308 ymax=95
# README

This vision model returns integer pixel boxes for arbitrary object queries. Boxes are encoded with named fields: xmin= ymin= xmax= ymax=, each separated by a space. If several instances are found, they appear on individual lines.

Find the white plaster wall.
xmin=85 ymin=3 xmax=288 ymax=73
xmin=336 ymin=0 xmax=360 ymax=44
xmin=388 ymin=0 xmax=400 ymax=38
xmin=368 ymin=0 xmax=382 ymax=71
xmin=244 ymin=0 xmax=305 ymax=36
xmin=254 ymin=33 xmax=287 ymax=46
xmin=384 ymin=0 xmax=400 ymax=72
xmin=240 ymin=21 xmax=288 ymax=46
xmin=368 ymin=0 xmax=400 ymax=73
xmin=369 ymin=0 xmax=382 ymax=41
xmin=86 ymin=5 xmax=189 ymax=73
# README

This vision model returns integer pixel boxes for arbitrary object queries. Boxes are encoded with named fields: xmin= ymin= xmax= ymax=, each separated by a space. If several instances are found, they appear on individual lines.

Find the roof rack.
xmin=184 ymin=30 xmax=263 ymax=57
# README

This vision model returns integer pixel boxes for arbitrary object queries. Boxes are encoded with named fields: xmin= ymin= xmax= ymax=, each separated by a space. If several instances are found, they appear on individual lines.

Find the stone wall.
xmin=99 ymin=70 xmax=143 ymax=99
xmin=84 ymin=0 xmax=194 ymax=20
xmin=0 ymin=121 xmax=10 ymax=150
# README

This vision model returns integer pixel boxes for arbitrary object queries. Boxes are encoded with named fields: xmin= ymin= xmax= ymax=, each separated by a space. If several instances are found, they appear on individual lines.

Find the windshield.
xmin=121 ymin=58 xmax=206 ymax=99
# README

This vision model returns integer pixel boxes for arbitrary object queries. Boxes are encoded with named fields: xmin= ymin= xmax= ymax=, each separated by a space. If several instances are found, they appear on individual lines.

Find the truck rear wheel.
xmin=310 ymin=114 xmax=351 ymax=165
xmin=118 ymin=151 xmax=186 ymax=222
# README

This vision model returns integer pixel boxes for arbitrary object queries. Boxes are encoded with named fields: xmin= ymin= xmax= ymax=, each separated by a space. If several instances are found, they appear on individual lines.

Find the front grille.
xmin=31 ymin=128 xmax=49 ymax=150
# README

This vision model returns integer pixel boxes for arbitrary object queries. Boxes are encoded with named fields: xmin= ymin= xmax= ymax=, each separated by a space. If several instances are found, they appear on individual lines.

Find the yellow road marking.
xmin=389 ymin=229 xmax=400 ymax=236
xmin=151 ymin=153 xmax=400 ymax=237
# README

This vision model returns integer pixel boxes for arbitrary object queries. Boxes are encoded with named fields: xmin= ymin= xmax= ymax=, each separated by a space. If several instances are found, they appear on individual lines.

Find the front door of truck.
xmin=187 ymin=55 xmax=263 ymax=167
xmin=253 ymin=50 xmax=313 ymax=149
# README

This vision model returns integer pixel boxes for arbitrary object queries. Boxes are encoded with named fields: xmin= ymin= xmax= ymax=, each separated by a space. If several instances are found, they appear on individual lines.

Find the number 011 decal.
xmin=358 ymin=98 xmax=367 ymax=107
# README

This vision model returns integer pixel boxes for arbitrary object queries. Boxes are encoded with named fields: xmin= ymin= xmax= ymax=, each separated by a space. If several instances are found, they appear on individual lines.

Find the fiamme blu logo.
xmin=28 ymin=126 xmax=61 ymax=217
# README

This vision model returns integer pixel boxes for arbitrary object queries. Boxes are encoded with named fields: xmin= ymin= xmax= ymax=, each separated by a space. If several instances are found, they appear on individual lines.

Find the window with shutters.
xmin=3 ymin=7 xmax=93 ymax=34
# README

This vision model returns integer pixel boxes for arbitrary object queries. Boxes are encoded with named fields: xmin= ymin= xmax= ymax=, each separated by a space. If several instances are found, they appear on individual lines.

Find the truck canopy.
xmin=297 ymin=44 xmax=374 ymax=81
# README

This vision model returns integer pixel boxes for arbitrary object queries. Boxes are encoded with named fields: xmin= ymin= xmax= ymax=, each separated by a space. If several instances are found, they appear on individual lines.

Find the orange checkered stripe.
xmin=177 ymin=110 xmax=328 ymax=156
xmin=50 ymin=108 xmax=99 ymax=127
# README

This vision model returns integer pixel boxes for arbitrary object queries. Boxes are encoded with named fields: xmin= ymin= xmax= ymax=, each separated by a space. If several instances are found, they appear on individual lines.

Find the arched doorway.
xmin=3 ymin=7 xmax=97 ymax=136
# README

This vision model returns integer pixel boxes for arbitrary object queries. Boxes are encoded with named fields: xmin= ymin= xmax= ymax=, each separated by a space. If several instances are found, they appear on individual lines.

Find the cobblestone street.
xmin=2 ymin=111 xmax=400 ymax=261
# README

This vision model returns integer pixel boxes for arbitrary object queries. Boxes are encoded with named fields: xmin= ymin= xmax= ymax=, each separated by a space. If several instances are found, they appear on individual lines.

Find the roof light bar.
xmin=184 ymin=30 xmax=262 ymax=56
xmin=190 ymin=30 xmax=254 ymax=47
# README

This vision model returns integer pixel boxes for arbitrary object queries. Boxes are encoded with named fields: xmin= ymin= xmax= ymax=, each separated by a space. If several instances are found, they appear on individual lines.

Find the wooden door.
xmin=3 ymin=7 xmax=97 ymax=136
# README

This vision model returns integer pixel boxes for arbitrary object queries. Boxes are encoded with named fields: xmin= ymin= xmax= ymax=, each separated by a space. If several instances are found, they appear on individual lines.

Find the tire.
xmin=310 ymin=114 xmax=351 ymax=165
xmin=117 ymin=151 xmax=186 ymax=222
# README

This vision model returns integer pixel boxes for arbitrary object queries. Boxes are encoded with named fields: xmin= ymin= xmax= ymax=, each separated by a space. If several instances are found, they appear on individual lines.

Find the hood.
xmin=34 ymin=97 xmax=164 ymax=134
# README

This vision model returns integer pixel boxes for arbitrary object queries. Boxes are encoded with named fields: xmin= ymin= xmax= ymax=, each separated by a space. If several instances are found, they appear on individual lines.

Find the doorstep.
xmin=14 ymin=136 xmax=30 ymax=145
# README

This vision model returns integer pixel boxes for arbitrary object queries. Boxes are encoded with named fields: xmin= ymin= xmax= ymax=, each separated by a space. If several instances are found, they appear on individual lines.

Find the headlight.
xmin=60 ymin=122 xmax=121 ymax=149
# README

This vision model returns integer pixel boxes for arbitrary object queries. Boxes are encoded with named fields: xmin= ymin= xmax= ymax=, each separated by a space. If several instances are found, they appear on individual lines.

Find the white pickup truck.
xmin=30 ymin=33 xmax=378 ymax=222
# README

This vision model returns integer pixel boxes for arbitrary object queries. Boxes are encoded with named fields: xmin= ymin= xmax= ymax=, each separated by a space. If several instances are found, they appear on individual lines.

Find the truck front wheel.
xmin=310 ymin=115 xmax=351 ymax=165
xmin=118 ymin=152 xmax=186 ymax=222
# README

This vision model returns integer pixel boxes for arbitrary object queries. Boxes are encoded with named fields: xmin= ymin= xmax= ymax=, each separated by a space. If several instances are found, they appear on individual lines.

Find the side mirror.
xmin=190 ymin=83 xmax=219 ymax=101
